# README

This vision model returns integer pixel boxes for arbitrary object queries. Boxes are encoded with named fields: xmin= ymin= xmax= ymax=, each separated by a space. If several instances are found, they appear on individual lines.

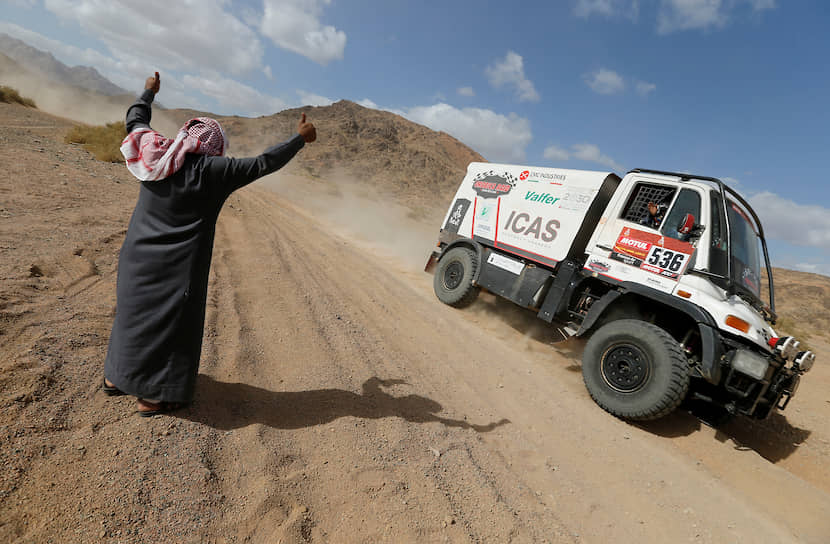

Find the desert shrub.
xmin=0 ymin=86 xmax=37 ymax=108
xmin=64 ymin=121 xmax=126 ymax=162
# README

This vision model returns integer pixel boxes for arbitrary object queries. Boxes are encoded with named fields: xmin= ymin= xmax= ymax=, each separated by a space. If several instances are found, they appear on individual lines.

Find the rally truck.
xmin=425 ymin=163 xmax=815 ymax=421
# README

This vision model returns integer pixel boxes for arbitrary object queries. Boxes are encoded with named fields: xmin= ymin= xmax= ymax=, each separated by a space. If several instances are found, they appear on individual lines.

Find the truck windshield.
xmin=709 ymin=191 xmax=768 ymax=306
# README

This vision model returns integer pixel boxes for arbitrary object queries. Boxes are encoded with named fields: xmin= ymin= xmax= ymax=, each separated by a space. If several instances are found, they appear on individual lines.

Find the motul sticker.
xmin=609 ymin=227 xmax=694 ymax=280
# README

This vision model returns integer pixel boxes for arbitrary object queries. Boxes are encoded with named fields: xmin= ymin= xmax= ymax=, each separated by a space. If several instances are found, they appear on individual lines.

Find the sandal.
xmin=102 ymin=379 xmax=125 ymax=396
xmin=137 ymin=398 xmax=185 ymax=418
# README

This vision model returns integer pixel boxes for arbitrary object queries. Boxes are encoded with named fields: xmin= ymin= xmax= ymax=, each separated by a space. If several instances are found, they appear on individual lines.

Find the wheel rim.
xmin=442 ymin=261 xmax=465 ymax=290
xmin=600 ymin=343 xmax=650 ymax=393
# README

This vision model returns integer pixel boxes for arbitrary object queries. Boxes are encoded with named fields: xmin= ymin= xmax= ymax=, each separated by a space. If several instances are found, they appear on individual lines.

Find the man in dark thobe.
xmin=103 ymin=72 xmax=316 ymax=416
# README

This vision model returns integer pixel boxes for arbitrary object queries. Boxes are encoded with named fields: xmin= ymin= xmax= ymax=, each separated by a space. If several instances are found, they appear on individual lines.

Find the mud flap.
xmin=424 ymin=251 xmax=440 ymax=273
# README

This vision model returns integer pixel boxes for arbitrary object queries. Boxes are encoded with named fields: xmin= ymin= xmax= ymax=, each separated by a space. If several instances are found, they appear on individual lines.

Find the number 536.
xmin=647 ymin=247 xmax=687 ymax=272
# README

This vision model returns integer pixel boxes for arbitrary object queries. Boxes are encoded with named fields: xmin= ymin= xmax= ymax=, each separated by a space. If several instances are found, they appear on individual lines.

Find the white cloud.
xmin=401 ymin=103 xmax=531 ymax=163
xmin=457 ymin=86 xmax=475 ymax=97
xmin=357 ymin=98 xmax=380 ymax=109
xmin=260 ymin=0 xmax=346 ymax=65
xmin=635 ymin=80 xmax=657 ymax=96
xmin=574 ymin=0 xmax=639 ymax=19
xmin=542 ymin=143 xmax=622 ymax=171
xmin=1 ymin=21 xmax=124 ymax=76
xmin=263 ymin=66 xmax=274 ymax=80
xmin=182 ymin=74 xmax=288 ymax=116
xmin=572 ymin=143 xmax=623 ymax=171
xmin=657 ymin=0 xmax=776 ymax=34
xmin=43 ymin=0 xmax=264 ymax=75
xmin=749 ymin=191 xmax=830 ymax=251
xmin=792 ymin=263 xmax=821 ymax=274
xmin=584 ymin=68 xmax=625 ymax=94
xmin=543 ymin=145 xmax=570 ymax=161
xmin=485 ymin=51 xmax=540 ymax=103
xmin=298 ymin=90 xmax=333 ymax=106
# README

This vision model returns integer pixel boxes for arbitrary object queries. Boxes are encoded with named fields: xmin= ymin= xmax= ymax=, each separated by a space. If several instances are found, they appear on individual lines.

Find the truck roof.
xmin=470 ymin=162 xmax=613 ymax=180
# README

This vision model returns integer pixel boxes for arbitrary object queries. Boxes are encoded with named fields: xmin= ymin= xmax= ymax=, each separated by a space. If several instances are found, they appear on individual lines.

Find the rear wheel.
xmin=582 ymin=319 xmax=689 ymax=420
xmin=433 ymin=247 xmax=480 ymax=307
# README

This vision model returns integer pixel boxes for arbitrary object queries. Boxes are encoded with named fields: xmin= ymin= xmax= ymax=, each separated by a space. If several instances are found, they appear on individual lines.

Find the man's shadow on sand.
xmin=178 ymin=375 xmax=510 ymax=432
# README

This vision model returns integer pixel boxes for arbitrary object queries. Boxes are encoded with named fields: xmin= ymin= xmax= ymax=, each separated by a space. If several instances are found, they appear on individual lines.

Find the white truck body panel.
xmin=441 ymin=162 xmax=612 ymax=267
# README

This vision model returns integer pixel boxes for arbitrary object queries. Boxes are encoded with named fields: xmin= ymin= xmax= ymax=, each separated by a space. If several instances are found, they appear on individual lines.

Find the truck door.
xmin=585 ymin=179 xmax=702 ymax=289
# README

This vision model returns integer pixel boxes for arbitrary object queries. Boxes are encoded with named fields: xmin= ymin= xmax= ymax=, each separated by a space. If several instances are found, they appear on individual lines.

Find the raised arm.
xmin=202 ymin=113 xmax=316 ymax=198
xmin=125 ymin=72 xmax=160 ymax=133
xmin=202 ymin=134 xmax=306 ymax=198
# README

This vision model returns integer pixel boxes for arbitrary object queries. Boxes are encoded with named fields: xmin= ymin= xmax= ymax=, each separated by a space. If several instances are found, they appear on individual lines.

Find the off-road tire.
xmin=582 ymin=319 xmax=690 ymax=420
xmin=433 ymin=247 xmax=480 ymax=308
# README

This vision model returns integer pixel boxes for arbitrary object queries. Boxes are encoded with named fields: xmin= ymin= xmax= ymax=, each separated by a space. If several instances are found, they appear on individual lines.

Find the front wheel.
xmin=433 ymin=247 xmax=480 ymax=307
xmin=582 ymin=319 xmax=690 ymax=420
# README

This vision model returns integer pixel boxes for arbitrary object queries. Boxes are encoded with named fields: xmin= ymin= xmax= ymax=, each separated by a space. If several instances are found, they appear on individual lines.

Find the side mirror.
xmin=678 ymin=213 xmax=695 ymax=235
xmin=677 ymin=213 xmax=706 ymax=241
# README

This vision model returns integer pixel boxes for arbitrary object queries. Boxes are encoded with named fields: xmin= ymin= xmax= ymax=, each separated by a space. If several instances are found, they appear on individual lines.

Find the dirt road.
xmin=2 ymin=104 xmax=830 ymax=542
xmin=190 ymin=184 xmax=830 ymax=543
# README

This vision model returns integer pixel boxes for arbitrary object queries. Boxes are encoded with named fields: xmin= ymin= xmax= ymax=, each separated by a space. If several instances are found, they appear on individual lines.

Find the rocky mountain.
xmin=0 ymin=34 xmax=126 ymax=96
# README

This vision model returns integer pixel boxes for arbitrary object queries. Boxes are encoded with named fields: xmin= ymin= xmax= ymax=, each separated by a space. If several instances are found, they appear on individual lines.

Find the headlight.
xmin=794 ymin=351 xmax=816 ymax=373
xmin=730 ymin=350 xmax=770 ymax=380
xmin=768 ymin=336 xmax=800 ymax=361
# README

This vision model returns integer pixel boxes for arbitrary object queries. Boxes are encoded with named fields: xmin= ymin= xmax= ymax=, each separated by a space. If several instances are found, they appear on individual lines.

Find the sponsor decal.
xmin=527 ymin=170 xmax=567 ymax=183
xmin=609 ymin=227 xmax=694 ymax=281
xmin=443 ymin=198 xmax=471 ymax=234
xmin=524 ymin=191 xmax=560 ymax=205
xmin=742 ymin=267 xmax=759 ymax=292
xmin=487 ymin=252 xmax=525 ymax=275
xmin=502 ymin=210 xmax=560 ymax=242
xmin=587 ymin=260 xmax=611 ymax=273
xmin=472 ymin=170 xmax=517 ymax=199
xmin=519 ymin=170 xmax=529 ymax=180
xmin=645 ymin=275 xmax=664 ymax=286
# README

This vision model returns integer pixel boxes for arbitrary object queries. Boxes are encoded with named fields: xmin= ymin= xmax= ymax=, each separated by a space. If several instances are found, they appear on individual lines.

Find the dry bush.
xmin=64 ymin=121 xmax=126 ymax=162
xmin=0 ymin=85 xmax=37 ymax=107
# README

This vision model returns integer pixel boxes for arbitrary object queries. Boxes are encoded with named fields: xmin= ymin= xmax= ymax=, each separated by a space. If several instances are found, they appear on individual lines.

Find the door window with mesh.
xmin=621 ymin=182 xmax=677 ymax=227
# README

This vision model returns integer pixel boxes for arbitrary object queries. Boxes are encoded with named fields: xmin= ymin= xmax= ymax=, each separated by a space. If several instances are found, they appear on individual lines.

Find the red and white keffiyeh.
xmin=120 ymin=117 xmax=228 ymax=181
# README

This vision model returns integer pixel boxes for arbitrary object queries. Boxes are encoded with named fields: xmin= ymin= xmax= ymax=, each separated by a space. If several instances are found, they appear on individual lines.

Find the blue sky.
xmin=2 ymin=0 xmax=829 ymax=275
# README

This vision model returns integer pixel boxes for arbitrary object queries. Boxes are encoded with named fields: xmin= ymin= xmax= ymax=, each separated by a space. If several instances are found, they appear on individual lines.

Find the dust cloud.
xmin=1 ymin=69 xmax=183 ymax=135
xmin=1 ymin=70 xmax=128 ymax=126
xmin=261 ymin=172 xmax=444 ymax=272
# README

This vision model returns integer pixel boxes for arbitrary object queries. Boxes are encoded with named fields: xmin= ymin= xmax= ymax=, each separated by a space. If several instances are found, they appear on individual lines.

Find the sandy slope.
xmin=2 ymin=103 xmax=830 ymax=543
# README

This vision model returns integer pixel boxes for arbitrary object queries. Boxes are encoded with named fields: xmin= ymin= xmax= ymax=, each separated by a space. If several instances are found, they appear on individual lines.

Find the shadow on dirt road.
xmin=439 ymin=292 xmax=813 ymax=463
xmin=179 ymin=375 xmax=510 ymax=432
xmin=637 ymin=407 xmax=811 ymax=463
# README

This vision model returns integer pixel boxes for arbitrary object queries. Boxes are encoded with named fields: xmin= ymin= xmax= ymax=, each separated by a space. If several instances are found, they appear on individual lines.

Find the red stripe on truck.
xmin=471 ymin=197 xmax=477 ymax=237
xmin=495 ymin=197 xmax=500 ymax=243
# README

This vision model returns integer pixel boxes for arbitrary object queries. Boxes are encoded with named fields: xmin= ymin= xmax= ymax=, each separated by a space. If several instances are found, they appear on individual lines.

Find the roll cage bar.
xmin=629 ymin=168 xmax=776 ymax=322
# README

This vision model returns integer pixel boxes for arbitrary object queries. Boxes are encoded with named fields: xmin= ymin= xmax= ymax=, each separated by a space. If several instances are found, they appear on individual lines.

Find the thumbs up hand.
xmin=145 ymin=71 xmax=160 ymax=94
xmin=297 ymin=112 xmax=316 ymax=143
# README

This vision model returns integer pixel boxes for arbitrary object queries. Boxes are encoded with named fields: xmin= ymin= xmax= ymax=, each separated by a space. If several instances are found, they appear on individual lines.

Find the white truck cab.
xmin=426 ymin=163 xmax=813 ymax=421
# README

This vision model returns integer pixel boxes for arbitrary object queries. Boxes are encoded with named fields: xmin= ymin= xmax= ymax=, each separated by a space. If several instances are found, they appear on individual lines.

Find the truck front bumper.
xmin=722 ymin=348 xmax=804 ymax=419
